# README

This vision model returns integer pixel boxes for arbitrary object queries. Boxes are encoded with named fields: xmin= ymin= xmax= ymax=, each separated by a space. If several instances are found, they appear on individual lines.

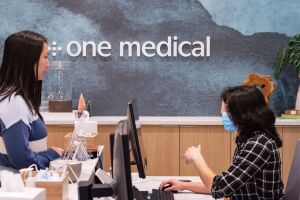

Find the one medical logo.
xmin=48 ymin=41 xmax=62 ymax=57
xmin=48 ymin=36 xmax=211 ymax=58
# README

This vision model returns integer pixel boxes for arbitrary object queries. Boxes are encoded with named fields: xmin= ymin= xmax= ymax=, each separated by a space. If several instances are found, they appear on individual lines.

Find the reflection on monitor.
xmin=127 ymin=99 xmax=147 ymax=178
xmin=113 ymin=120 xmax=134 ymax=200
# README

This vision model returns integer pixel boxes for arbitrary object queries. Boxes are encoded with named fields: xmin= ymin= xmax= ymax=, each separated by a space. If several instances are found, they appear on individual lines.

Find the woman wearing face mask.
xmin=159 ymin=85 xmax=284 ymax=199
xmin=0 ymin=30 xmax=64 ymax=171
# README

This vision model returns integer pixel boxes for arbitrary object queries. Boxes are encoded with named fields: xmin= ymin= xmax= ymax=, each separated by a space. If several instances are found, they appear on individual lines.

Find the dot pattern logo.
xmin=48 ymin=41 xmax=62 ymax=57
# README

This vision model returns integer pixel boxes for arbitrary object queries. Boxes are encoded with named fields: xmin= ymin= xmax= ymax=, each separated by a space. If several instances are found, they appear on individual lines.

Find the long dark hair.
xmin=0 ymin=30 xmax=46 ymax=119
xmin=221 ymin=85 xmax=282 ymax=147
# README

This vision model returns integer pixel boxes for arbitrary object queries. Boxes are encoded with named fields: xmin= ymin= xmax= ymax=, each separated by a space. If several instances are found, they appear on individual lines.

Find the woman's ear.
xmin=221 ymin=101 xmax=227 ymax=113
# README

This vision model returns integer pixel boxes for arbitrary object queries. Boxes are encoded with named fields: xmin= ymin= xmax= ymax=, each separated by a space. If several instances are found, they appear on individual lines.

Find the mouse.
xmin=161 ymin=184 xmax=178 ymax=193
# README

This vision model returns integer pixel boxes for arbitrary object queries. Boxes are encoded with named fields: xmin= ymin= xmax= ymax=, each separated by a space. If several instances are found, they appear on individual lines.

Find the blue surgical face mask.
xmin=221 ymin=112 xmax=237 ymax=133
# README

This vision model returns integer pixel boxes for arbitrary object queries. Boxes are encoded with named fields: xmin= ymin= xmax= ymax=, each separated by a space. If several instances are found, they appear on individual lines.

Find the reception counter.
xmin=42 ymin=112 xmax=300 ymax=186
xmin=42 ymin=112 xmax=300 ymax=126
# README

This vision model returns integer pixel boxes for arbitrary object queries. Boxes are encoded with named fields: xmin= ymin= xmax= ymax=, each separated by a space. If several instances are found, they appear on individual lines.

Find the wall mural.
xmin=0 ymin=0 xmax=299 ymax=116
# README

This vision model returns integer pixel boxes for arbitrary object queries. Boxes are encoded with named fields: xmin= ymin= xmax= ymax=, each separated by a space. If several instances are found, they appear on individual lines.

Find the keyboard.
xmin=150 ymin=189 xmax=174 ymax=200
xmin=133 ymin=186 xmax=174 ymax=200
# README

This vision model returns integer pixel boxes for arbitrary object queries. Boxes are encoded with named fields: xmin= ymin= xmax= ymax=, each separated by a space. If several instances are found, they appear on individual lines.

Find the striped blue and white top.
xmin=0 ymin=94 xmax=60 ymax=170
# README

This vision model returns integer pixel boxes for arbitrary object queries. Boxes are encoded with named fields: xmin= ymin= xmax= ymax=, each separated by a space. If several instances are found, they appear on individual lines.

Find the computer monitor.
xmin=127 ymin=99 xmax=147 ymax=178
xmin=112 ymin=119 xmax=134 ymax=200
xmin=112 ymin=120 xmax=174 ymax=200
xmin=79 ymin=120 xmax=134 ymax=200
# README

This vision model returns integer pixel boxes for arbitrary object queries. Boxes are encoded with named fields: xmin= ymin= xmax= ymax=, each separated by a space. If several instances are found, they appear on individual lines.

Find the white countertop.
xmin=42 ymin=112 xmax=300 ymax=126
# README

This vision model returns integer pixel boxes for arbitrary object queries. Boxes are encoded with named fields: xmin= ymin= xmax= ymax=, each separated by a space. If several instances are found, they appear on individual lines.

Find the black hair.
xmin=221 ymin=85 xmax=282 ymax=147
xmin=0 ymin=30 xmax=47 ymax=119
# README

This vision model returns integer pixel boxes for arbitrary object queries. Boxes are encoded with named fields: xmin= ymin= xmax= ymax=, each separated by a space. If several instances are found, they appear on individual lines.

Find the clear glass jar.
xmin=46 ymin=61 xmax=72 ymax=112
xmin=48 ymin=61 xmax=72 ymax=101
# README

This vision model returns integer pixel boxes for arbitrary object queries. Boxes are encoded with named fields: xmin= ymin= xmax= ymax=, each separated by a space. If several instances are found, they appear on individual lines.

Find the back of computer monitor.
xmin=285 ymin=139 xmax=300 ymax=200
xmin=127 ymin=99 xmax=147 ymax=178
xmin=113 ymin=120 xmax=134 ymax=200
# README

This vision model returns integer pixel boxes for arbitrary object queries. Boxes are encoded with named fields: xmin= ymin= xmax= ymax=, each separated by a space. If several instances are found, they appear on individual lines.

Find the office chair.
xmin=285 ymin=139 xmax=300 ymax=200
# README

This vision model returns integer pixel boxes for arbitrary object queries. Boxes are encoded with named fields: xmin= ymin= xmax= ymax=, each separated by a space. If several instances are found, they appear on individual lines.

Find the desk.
xmin=132 ymin=175 xmax=217 ymax=200
xmin=67 ymin=149 xmax=220 ymax=200
xmin=69 ymin=174 xmax=219 ymax=200
xmin=68 ymin=158 xmax=99 ymax=200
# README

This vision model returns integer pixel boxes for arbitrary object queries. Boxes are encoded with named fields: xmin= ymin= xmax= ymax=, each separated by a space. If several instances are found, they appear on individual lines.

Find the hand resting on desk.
xmin=159 ymin=179 xmax=186 ymax=192
xmin=159 ymin=179 xmax=211 ymax=195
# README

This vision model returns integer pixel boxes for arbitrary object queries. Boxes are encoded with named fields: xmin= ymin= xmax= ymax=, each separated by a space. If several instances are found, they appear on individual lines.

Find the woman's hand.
xmin=182 ymin=145 xmax=202 ymax=164
xmin=51 ymin=146 xmax=64 ymax=157
xmin=159 ymin=179 xmax=186 ymax=192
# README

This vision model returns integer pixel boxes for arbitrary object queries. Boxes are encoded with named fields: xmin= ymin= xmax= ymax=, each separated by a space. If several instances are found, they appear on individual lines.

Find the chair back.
xmin=285 ymin=139 xmax=300 ymax=200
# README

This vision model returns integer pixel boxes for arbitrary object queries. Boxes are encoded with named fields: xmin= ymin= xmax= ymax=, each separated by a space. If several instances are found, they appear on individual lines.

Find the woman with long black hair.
xmin=0 ymin=30 xmax=63 ymax=171
xmin=160 ymin=85 xmax=284 ymax=199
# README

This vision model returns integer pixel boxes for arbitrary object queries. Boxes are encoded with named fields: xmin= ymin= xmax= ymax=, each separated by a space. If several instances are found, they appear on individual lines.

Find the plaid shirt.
xmin=211 ymin=132 xmax=284 ymax=200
